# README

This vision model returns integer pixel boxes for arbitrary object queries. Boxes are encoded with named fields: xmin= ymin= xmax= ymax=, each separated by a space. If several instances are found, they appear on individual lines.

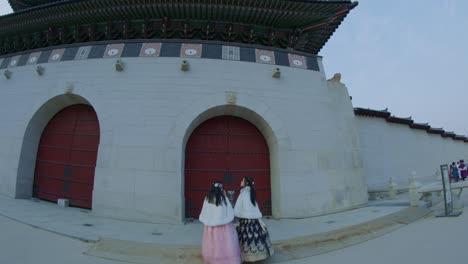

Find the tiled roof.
xmin=353 ymin=107 xmax=391 ymax=118
xmin=410 ymin=122 xmax=430 ymax=130
xmin=354 ymin=107 xmax=467 ymax=143
xmin=427 ymin=127 xmax=444 ymax=135
xmin=386 ymin=116 xmax=413 ymax=125
xmin=0 ymin=0 xmax=358 ymax=56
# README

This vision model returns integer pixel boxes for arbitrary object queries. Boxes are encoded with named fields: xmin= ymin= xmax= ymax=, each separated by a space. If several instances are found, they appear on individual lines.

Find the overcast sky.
xmin=0 ymin=0 xmax=466 ymax=135
xmin=321 ymin=0 xmax=467 ymax=135
xmin=0 ymin=1 xmax=9 ymax=16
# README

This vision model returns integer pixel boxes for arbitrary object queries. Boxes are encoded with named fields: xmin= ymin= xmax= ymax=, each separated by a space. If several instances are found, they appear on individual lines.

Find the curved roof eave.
xmin=7 ymin=0 xmax=354 ymax=12
xmin=0 ymin=1 xmax=359 ymax=56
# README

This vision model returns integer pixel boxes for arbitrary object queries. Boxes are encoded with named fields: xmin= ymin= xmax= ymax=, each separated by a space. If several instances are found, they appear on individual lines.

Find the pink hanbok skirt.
xmin=202 ymin=223 xmax=241 ymax=264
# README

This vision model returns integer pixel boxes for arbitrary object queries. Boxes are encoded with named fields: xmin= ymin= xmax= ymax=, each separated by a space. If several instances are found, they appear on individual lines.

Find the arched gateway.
xmin=184 ymin=116 xmax=271 ymax=218
xmin=0 ymin=0 xmax=371 ymax=223
xmin=33 ymin=105 xmax=100 ymax=209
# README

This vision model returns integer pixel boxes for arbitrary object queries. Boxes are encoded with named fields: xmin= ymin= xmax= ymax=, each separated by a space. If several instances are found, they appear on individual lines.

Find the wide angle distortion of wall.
xmin=0 ymin=44 xmax=369 ymax=222
xmin=355 ymin=116 xmax=468 ymax=191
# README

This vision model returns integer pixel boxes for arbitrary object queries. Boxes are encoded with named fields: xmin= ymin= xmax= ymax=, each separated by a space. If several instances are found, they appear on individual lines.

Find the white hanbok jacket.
xmin=234 ymin=186 xmax=262 ymax=219
xmin=199 ymin=197 xmax=234 ymax=226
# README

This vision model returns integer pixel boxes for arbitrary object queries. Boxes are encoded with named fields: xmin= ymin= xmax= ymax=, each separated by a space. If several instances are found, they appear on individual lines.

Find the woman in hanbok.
xmin=452 ymin=162 xmax=460 ymax=182
xmin=199 ymin=181 xmax=241 ymax=264
xmin=234 ymin=176 xmax=274 ymax=262
xmin=458 ymin=160 xmax=467 ymax=181
xmin=449 ymin=163 xmax=454 ymax=182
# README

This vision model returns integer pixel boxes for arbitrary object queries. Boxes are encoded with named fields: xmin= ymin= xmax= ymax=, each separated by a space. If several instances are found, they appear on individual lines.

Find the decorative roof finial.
xmin=328 ymin=73 xmax=341 ymax=82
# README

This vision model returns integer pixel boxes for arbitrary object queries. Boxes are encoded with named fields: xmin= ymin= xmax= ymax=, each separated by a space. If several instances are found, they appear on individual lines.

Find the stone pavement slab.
xmin=85 ymin=207 xmax=431 ymax=264
xmin=0 ymin=194 xmax=410 ymax=244
xmin=0 ymin=193 xmax=431 ymax=264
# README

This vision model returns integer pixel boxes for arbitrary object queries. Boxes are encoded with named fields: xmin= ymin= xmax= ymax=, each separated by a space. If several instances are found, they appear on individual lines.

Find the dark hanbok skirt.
xmin=235 ymin=218 xmax=274 ymax=262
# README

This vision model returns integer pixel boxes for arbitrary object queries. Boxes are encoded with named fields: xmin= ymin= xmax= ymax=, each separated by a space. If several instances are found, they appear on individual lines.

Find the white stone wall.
xmin=355 ymin=116 xmax=468 ymax=191
xmin=0 ymin=55 xmax=367 ymax=223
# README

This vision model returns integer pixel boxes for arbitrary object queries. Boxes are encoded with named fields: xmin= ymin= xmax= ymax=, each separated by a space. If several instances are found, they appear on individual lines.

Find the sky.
xmin=320 ymin=0 xmax=468 ymax=135
xmin=0 ymin=0 xmax=466 ymax=135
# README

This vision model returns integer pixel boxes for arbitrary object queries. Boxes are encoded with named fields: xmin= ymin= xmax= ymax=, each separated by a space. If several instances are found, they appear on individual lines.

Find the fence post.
xmin=388 ymin=177 xmax=396 ymax=200
xmin=409 ymin=172 xmax=419 ymax=206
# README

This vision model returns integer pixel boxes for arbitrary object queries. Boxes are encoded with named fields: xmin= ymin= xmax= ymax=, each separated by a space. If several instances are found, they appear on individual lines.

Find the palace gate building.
xmin=0 ymin=0 xmax=466 ymax=223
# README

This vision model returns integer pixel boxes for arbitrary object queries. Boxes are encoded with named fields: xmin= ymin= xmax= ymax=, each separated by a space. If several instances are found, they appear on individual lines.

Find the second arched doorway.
xmin=184 ymin=116 xmax=271 ymax=218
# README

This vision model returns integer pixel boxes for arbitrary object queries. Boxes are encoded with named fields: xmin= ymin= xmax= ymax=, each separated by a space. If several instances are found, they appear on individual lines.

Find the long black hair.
xmin=244 ymin=177 xmax=257 ymax=206
xmin=206 ymin=181 xmax=227 ymax=206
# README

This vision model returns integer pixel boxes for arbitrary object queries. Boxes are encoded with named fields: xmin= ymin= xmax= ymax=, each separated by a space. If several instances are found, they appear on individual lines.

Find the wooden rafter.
xmin=1 ymin=0 xmax=358 ymax=55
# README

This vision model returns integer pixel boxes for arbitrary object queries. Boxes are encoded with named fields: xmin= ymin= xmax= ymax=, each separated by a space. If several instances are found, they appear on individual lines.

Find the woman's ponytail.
xmin=245 ymin=177 xmax=257 ymax=206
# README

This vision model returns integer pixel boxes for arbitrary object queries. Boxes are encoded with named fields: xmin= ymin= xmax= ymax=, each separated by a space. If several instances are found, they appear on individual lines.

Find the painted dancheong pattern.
xmin=0 ymin=42 xmax=320 ymax=71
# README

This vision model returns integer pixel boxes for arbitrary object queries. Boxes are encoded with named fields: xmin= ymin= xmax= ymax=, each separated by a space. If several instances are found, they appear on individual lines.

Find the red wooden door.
xmin=33 ymin=105 xmax=100 ymax=209
xmin=184 ymin=116 xmax=271 ymax=218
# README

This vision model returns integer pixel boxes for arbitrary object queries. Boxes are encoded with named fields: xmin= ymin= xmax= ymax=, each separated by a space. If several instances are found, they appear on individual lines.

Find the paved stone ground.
xmin=0 ymin=194 xmax=408 ymax=244
xmin=0 ymin=215 xmax=117 ymax=264
xmin=0 ymin=192 xmax=466 ymax=264
xmin=83 ymin=207 xmax=430 ymax=264
xmin=288 ymin=204 xmax=468 ymax=263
